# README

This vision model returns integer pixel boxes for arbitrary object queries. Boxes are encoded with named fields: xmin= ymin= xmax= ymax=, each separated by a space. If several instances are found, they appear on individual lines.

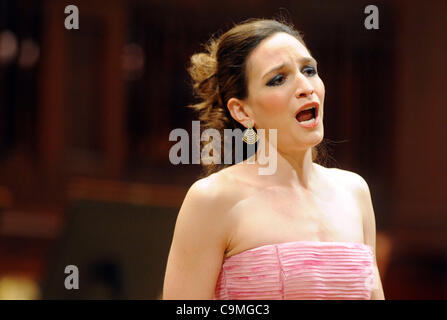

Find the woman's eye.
xmin=267 ymin=74 xmax=286 ymax=86
xmin=302 ymin=65 xmax=317 ymax=76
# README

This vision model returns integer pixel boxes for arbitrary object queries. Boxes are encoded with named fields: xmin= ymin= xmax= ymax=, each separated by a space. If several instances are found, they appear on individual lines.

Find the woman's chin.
xmin=294 ymin=130 xmax=324 ymax=147
xmin=277 ymin=136 xmax=324 ymax=155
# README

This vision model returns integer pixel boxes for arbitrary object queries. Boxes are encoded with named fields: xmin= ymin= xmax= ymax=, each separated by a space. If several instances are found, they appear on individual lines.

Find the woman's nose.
xmin=295 ymin=77 xmax=315 ymax=99
xmin=296 ymin=86 xmax=314 ymax=99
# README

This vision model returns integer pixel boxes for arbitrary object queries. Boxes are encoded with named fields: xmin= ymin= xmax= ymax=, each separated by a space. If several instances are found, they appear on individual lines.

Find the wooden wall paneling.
xmin=392 ymin=0 xmax=447 ymax=251
xmin=38 ymin=1 xmax=68 ymax=191
xmin=101 ymin=1 xmax=127 ymax=178
xmin=39 ymin=1 xmax=128 ymax=183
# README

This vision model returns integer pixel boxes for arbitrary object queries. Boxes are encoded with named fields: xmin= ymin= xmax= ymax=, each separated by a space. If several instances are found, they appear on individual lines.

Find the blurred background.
xmin=0 ymin=0 xmax=445 ymax=299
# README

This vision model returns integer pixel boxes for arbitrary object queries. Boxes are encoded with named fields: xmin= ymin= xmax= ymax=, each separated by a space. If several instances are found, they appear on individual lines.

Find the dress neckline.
xmin=224 ymin=240 xmax=373 ymax=261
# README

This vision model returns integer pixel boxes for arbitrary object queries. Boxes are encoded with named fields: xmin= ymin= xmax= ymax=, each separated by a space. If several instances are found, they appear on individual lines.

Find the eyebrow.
xmin=262 ymin=57 xmax=318 ymax=80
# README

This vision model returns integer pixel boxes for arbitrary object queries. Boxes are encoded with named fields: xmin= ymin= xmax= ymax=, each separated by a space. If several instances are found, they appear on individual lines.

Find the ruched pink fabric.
xmin=214 ymin=241 xmax=375 ymax=300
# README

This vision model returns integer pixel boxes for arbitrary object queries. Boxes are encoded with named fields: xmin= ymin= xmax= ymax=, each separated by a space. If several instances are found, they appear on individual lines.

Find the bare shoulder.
xmin=324 ymin=166 xmax=376 ymax=232
xmin=171 ymin=171 xmax=238 ymax=255
xmin=181 ymin=167 xmax=244 ymax=230
xmin=163 ymin=169 xmax=240 ymax=299
xmin=323 ymin=166 xmax=370 ymax=195
xmin=181 ymin=175 xmax=227 ymax=226
xmin=188 ymin=167 xmax=243 ymax=206
xmin=187 ymin=172 xmax=224 ymax=203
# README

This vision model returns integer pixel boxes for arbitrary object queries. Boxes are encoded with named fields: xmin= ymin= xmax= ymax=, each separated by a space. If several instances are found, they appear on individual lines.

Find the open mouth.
xmin=296 ymin=103 xmax=319 ymax=127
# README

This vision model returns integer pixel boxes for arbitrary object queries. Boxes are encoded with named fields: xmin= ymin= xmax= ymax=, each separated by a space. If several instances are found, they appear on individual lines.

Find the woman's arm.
xmin=162 ymin=177 xmax=230 ymax=299
xmin=355 ymin=175 xmax=386 ymax=300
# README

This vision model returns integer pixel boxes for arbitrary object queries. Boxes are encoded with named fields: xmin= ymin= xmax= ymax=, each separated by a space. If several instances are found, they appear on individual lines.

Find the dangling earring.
xmin=242 ymin=120 xmax=259 ymax=144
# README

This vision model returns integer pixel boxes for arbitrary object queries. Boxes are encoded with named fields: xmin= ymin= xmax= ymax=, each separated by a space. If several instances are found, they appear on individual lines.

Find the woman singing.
xmin=163 ymin=18 xmax=385 ymax=300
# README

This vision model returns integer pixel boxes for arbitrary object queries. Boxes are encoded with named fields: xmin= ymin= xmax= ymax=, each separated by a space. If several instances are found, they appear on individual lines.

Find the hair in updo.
xmin=188 ymin=18 xmax=328 ymax=177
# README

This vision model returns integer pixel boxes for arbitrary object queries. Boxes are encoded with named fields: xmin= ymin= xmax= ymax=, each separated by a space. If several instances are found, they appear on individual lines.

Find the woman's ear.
xmin=227 ymin=97 xmax=252 ymax=127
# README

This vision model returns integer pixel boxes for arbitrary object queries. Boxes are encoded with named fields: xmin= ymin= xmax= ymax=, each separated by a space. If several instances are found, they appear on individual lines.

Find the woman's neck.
xmin=250 ymin=144 xmax=319 ymax=191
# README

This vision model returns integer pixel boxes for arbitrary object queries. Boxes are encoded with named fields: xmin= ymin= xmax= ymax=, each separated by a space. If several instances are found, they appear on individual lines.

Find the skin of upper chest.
xmin=223 ymin=173 xmax=365 ymax=258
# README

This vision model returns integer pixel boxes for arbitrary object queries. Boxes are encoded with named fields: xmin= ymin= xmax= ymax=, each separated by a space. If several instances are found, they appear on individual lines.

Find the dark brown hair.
xmin=188 ymin=18 xmax=328 ymax=177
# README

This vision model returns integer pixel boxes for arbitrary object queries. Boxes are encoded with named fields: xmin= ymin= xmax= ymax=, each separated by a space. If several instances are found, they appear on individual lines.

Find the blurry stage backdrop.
xmin=0 ymin=0 xmax=446 ymax=299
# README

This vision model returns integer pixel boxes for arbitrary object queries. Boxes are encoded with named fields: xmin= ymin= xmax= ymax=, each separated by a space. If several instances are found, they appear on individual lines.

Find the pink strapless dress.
xmin=214 ymin=241 xmax=375 ymax=300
